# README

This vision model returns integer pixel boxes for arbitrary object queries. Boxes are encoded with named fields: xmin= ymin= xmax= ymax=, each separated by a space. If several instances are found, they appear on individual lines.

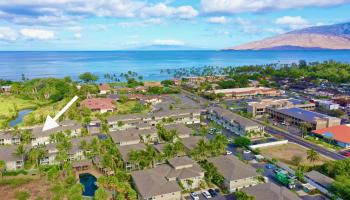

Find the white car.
xmin=190 ymin=192 xmax=200 ymax=200
xmin=226 ymin=150 xmax=232 ymax=155
xmin=202 ymin=191 xmax=212 ymax=199
xmin=243 ymin=150 xmax=251 ymax=154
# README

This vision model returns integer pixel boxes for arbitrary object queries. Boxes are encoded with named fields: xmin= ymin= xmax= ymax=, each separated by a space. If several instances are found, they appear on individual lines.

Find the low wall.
xmin=249 ymin=140 xmax=288 ymax=149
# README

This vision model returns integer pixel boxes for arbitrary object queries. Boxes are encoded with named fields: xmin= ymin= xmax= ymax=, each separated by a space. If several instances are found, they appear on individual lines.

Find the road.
xmin=265 ymin=126 xmax=346 ymax=160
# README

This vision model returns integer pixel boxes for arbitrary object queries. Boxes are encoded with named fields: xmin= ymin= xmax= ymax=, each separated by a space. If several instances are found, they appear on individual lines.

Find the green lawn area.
xmin=21 ymin=98 xmax=69 ymax=127
xmin=0 ymin=95 xmax=43 ymax=128
xmin=305 ymin=135 xmax=343 ymax=151
xmin=117 ymin=101 xmax=150 ymax=114
xmin=0 ymin=95 xmax=37 ymax=118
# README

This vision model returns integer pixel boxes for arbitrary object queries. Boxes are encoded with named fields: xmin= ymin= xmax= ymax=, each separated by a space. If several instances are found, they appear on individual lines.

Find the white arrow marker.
xmin=42 ymin=96 xmax=79 ymax=131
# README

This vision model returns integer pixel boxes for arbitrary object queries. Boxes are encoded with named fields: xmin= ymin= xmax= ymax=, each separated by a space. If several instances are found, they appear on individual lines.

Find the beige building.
xmin=213 ymin=87 xmax=280 ymax=99
xmin=208 ymin=107 xmax=264 ymax=136
xmin=131 ymin=156 xmax=204 ymax=200
xmin=110 ymin=127 xmax=158 ymax=146
xmin=0 ymin=132 xmax=20 ymax=145
xmin=30 ymin=120 xmax=82 ymax=146
xmin=267 ymin=107 xmax=341 ymax=130
xmin=247 ymin=98 xmax=316 ymax=117
xmin=0 ymin=145 xmax=25 ymax=170
xmin=208 ymin=155 xmax=259 ymax=192
xmin=107 ymin=109 xmax=201 ymax=131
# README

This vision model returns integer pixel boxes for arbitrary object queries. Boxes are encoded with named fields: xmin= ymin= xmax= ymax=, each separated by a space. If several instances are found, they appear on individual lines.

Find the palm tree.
xmin=306 ymin=149 xmax=320 ymax=165
xmin=95 ymin=187 xmax=109 ymax=200
xmin=300 ymin=122 xmax=312 ymax=138
xmin=15 ymin=144 xmax=26 ymax=165
xmin=0 ymin=160 xmax=6 ymax=179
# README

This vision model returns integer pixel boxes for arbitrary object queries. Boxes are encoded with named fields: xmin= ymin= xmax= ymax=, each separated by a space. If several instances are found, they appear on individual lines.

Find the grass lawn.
xmin=260 ymin=143 xmax=331 ymax=168
xmin=305 ymin=136 xmax=343 ymax=151
xmin=21 ymin=98 xmax=69 ymax=127
xmin=0 ymin=95 xmax=38 ymax=118
xmin=0 ymin=176 xmax=53 ymax=200
xmin=117 ymin=101 xmax=150 ymax=114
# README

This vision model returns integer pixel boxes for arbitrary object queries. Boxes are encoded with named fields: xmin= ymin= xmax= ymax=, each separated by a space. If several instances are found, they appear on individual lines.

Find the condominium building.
xmin=267 ymin=107 xmax=341 ymax=130
xmin=208 ymin=107 xmax=264 ymax=136
xmin=131 ymin=156 xmax=204 ymax=200
xmin=247 ymin=98 xmax=315 ymax=117
xmin=107 ymin=109 xmax=201 ymax=131
xmin=208 ymin=155 xmax=259 ymax=192
xmin=213 ymin=87 xmax=281 ymax=99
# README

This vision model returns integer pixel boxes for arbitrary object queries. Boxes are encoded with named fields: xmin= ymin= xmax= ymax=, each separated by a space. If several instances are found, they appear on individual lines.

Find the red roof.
xmin=312 ymin=125 xmax=350 ymax=143
xmin=81 ymin=98 xmax=115 ymax=110
xmin=98 ymin=84 xmax=111 ymax=91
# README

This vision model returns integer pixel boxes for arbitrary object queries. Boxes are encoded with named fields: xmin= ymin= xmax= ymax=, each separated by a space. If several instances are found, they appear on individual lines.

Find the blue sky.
xmin=0 ymin=0 xmax=349 ymax=50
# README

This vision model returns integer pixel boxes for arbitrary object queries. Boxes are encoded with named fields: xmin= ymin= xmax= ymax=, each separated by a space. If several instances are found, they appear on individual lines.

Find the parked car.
xmin=273 ymin=168 xmax=282 ymax=174
xmin=243 ymin=150 xmax=251 ymax=154
xmin=202 ymin=191 xmax=212 ymax=199
xmin=266 ymin=164 xmax=275 ymax=169
xmin=343 ymin=152 xmax=350 ymax=157
xmin=190 ymin=192 xmax=200 ymax=200
xmin=208 ymin=189 xmax=218 ymax=197
xmin=226 ymin=150 xmax=232 ymax=155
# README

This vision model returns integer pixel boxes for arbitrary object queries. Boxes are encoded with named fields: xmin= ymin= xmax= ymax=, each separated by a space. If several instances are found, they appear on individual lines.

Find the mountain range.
xmin=225 ymin=22 xmax=350 ymax=50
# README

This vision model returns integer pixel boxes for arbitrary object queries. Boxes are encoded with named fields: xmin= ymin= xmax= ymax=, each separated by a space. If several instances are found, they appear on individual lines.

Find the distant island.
xmin=225 ymin=22 xmax=350 ymax=50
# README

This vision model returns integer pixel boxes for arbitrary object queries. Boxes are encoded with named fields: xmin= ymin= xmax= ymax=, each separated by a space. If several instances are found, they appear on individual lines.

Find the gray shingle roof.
xmin=0 ymin=145 xmax=25 ymax=162
xmin=31 ymin=120 xmax=81 ymax=138
xmin=208 ymin=155 xmax=258 ymax=181
xmin=242 ymin=183 xmax=301 ymax=200
xmin=305 ymin=170 xmax=334 ymax=189
xmin=118 ymin=143 xmax=147 ymax=162
xmin=181 ymin=136 xmax=207 ymax=150
xmin=210 ymin=107 xmax=259 ymax=127
xmin=132 ymin=168 xmax=181 ymax=199
xmin=164 ymin=124 xmax=192 ymax=138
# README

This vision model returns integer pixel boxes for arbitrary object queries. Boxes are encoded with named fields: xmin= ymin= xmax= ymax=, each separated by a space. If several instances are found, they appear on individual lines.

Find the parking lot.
xmin=184 ymin=192 xmax=234 ymax=200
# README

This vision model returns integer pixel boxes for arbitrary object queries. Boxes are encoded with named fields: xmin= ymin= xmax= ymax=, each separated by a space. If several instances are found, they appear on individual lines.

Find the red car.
xmin=342 ymin=152 xmax=350 ymax=157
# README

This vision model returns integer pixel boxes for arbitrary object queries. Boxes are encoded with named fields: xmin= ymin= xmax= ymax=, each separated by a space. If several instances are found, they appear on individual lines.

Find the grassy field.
xmin=21 ymin=98 xmax=70 ymax=126
xmin=260 ymin=143 xmax=331 ymax=168
xmin=0 ymin=95 xmax=42 ymax=128
xmin=0 ymin=176 xmax=53 ymax=200
xmin=117 ymin=100 xmax=150 ymax=114
xmin=0 ymin=96 xmax=38 ymax=118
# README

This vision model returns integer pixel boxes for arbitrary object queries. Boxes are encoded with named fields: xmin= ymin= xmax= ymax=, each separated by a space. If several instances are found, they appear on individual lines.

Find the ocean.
xmin=0 ymin=50 xmax=350 ymax=81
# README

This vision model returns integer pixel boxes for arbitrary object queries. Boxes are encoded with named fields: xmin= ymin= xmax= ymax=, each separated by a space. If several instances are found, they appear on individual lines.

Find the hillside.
xmin=226 ymin=22 xmax=350 ymax=50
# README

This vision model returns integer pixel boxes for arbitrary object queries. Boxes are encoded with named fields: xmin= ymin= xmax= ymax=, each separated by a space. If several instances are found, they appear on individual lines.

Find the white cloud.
xmin=201 ymin=0 xmax=350 ymax=13
xmin=0 ymin=27 xmax=18 ymax=41
xmin=141 ymin=3 xmax=198 ymax=19
xmin=207 ymin=16 xmax=229 ymax=24
xmin=0 ymin=0 xmax=198 ymax=27
xmin=152 ymin=39 xmax=185 ymax=45
xmin=118 ymin=18 xmax=163 ymax=28
xmin=20 ymin=28 xmax=55 ymax=40
xmin=74 ymin=33 xmax=82 ymax=39
xmin=275 ymin=16 xmax=310 ymax=29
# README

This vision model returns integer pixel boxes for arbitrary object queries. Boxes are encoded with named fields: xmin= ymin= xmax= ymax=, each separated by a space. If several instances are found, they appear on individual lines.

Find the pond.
xmin=9 ymin=109 xmax=33 ymax=127
xmin=79 ymin=173 xmax=98 ymax=197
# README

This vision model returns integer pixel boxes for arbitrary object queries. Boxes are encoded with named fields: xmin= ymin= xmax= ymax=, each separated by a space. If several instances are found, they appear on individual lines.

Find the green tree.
xmin=330 ymin=175 xmax=350 ymax=200
xmin=0 ymin=160 xmax=6 ymax=179
xmin=234 ymin=136 xmax=251 ymax=148
xmin=306 ymin=149 xmax=320 ymax=165
xmin=94 ymin=188 xmax=108 ymax=200
xmin=79 ymin=72 xmax=98 ymax=83
xmin=235 ymin=190 xmax=255 ymax=200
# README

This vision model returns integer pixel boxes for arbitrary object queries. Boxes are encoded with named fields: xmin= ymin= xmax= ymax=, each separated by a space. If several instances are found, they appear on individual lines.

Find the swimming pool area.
xmin=79 ymin=173 xmax=98 ymax=197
